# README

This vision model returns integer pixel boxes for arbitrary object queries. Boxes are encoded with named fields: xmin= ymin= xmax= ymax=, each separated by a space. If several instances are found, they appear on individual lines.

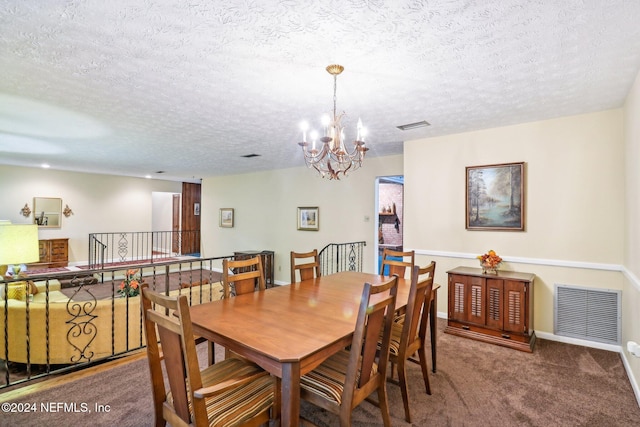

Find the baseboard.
xmin=621 ymin=350 xmax=640 ymax=408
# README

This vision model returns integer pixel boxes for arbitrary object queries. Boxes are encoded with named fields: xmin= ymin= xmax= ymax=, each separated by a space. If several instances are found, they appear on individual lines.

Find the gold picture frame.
xmin=297 ymin=207 xmax=319 ymax=231
xmin=466 ymin=162 xmax=525 ymax=231
xmin=219 ymin=208 xmax=234 ymax=228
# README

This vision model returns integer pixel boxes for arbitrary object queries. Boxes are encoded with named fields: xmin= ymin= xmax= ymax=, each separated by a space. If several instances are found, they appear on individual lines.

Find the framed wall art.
xmin=297 ymin=207 xmax=319 ymax=231
xmin=466 ymin=162 xmax=525 ymax=231
xmin=219 ymin=208 xmax=234 ymax=228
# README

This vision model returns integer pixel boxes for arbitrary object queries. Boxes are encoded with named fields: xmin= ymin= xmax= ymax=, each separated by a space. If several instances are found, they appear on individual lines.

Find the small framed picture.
xmin=194 ymin=202 xmax=200 ymax=216
xmin=297 ymin=207 xmax=319 ymax=231
xmin=219 ymin=208 xmax=234 ymax=228
xmin=466 ymin=162 xmax=525 ymax=231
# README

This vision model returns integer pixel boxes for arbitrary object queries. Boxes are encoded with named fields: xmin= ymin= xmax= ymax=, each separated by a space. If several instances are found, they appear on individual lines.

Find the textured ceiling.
xmin=1 ymin=0 xmax=640 ymax=182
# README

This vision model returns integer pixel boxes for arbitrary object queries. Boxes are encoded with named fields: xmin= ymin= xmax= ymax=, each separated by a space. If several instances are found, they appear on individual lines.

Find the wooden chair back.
xmin=290 ymin=249 xmax=321 ymax=283
xmin=401 ymin=262 xmax=435 ymax=356
xmin=381 ymin=248 xmax=415 ymax=278
xmin=348 ymin=275 xmax=398 ymax=416
xmin=390 ymin=261 xmax=436 ymax=422
xmin=141 ymin=283 xmax=207 ymax=426
xmin=223 ymin=256 xmax=266 ymax=299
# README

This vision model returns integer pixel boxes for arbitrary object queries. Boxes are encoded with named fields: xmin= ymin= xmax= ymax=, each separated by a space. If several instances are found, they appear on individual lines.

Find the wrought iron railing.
xmin=0 ymin=256 xmax=230 ymax=390
xmin=88 ymin=230 xmax=201 ymax=269
xmin=318 ymin=241 xmax=366 ymax=275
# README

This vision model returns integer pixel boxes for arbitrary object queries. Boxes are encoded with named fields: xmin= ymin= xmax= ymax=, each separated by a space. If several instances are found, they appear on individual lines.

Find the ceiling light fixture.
xmin=298 ymin=64 xmax=368 ymax=180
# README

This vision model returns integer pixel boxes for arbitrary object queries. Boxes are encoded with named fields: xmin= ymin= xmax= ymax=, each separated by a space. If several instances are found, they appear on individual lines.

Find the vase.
xmin=481 ymin=263 xmax=499 ymax=275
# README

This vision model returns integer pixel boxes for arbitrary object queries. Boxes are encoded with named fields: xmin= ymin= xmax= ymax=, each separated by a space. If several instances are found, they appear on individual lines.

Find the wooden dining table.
xmin=189 ymin=271 xmax=439 ymax=427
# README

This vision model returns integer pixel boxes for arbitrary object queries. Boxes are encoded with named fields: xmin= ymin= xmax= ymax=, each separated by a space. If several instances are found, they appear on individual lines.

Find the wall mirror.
xmin=33 ymin=197 xmax=62 ymax=228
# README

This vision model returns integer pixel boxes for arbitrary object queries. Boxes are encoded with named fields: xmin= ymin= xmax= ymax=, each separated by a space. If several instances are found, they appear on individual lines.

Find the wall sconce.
xmin=20 ymin=203 xmax=31 ymax=217
xmin=63 ymin=204 xmax=74 ymax=218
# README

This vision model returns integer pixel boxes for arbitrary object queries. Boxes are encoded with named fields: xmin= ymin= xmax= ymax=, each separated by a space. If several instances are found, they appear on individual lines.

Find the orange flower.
xmin=118 ymin=270 xmax=141 ymax=297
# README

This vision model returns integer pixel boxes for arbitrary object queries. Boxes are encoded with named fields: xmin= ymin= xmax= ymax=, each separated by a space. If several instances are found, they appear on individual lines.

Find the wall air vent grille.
xmin=554 ymin=284 xmax=620 ymax=345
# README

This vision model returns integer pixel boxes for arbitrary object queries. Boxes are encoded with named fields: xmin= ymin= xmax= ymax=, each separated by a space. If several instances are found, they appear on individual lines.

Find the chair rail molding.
xmin=411 ymin=249 xmax=623 ymax=273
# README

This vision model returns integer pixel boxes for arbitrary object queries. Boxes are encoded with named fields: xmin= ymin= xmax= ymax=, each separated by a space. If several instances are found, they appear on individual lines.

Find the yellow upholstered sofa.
xmin=0 ymin=279 xmax=223 ymax=365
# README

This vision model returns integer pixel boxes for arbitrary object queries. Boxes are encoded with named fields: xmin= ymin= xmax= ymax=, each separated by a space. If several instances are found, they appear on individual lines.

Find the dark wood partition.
xmin=181 ymin=182 xmax=201 ymax=255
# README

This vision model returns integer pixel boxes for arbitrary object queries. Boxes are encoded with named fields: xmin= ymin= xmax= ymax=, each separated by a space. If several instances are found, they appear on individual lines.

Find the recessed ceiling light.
xmin=396 ymin=120 xmax=431 ymax=131
xmin=41 ymin=163 xmax=50 ymax=168
xmin=242 ymin=154 xmax=261 ymax=158
xmin=145 ymin=175 xmax=152 ymax=179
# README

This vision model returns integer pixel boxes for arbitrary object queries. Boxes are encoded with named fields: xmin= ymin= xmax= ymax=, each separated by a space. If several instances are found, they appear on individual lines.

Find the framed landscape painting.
xmin=466 ymin=162 xmax=525 ymax=231
xmin=219 ymin=208 xmax=234 ymax=228
xmin=297 ymin=207 xmax=319 ymax=231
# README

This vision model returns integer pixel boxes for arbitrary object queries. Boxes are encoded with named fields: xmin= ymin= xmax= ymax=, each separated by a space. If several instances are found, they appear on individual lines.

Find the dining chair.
xmin=381 ymin=248 xmax=415 ymax=322
xmin=382 ymin=262 xmax=436 ymax=423
xmin=140 ymin=284 xmax=278 ymax=427
xmin=299 ymin=275 xmax=399 ymax=427
xmin=223 ymin=256 xmax=266 ymax=299
xmin=380 ymin=248 xmax=415 ymax=278
xmin=290 ymin=249 xmax=321 ymax=283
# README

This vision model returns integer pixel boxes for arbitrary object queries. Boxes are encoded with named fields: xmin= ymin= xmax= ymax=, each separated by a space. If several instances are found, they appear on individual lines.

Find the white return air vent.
xmin=554 ymin=284 xmax=621 ymax=345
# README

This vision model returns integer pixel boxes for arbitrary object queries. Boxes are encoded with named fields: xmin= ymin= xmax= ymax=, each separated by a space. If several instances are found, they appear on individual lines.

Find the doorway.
xmin=375 ymin=175 xmax=404 ymax=274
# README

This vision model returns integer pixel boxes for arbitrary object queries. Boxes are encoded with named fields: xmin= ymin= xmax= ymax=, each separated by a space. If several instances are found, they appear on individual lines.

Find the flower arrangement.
xmin=118 ymin=269 xmax=141 ymax=297
xmin=477 ymin=250 xmax=503 ymax=274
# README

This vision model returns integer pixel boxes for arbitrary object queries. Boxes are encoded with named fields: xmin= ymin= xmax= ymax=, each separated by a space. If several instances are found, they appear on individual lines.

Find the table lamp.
xmin=0 ymin=223 xmax=40 ymax=278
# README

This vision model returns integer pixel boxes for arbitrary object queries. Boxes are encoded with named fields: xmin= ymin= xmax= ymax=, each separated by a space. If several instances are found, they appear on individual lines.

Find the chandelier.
xmin=298 ymin=64 xmax=368 ymax=180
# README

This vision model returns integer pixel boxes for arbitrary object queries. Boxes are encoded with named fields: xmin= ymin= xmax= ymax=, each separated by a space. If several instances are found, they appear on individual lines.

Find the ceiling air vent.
xmin=396 ymin=120 xmax=430 ymax=131
xmin=242 ymin=154 xmax=260 ymax=158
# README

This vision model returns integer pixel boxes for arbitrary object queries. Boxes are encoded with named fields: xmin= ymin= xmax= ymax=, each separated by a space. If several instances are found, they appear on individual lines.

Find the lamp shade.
xmin=0 ymin=224 xmax=40 ymax=265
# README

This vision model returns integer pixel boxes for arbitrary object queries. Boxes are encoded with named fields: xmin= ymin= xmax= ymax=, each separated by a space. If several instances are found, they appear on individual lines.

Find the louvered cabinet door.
xmin=485 ymin=279 xmax=504 ymax=330
xmin=466 ymin=275 xmax=486 ymax=326
xmin=448 ymin=275 xmax=468 ymax=323
xmin=503 ymin=279 xmax=528 ymax=334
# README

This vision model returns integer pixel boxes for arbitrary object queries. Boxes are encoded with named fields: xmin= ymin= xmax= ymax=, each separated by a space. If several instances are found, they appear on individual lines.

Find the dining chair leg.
xmin=397 ymin=358 xmax=412 ymax=423
xmin=208 ymin=341 xmax=215 ymax=365
xmin=417 ymin=346 xmax=432 ymax=395
xmin=377 ymin=383 xmax=392 ymax=427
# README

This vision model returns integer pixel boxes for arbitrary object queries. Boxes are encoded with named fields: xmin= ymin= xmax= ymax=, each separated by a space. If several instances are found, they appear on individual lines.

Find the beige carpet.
xmin=1 ymin=319 xmax=639 ymax=426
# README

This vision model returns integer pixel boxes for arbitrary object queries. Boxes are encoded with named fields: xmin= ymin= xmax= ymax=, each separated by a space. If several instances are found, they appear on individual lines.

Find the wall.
xmin=623 ymin=70 xmax=640 ymax=398
xmin=151 ymin=191 xmax=178 ymax=232
xmin=0 ymin=166 xmax=181 ymax=265
xmin=404 ymin=109 xmax=625 ymax=337
xmin=200 ymin=155 xmax=403 ymax=283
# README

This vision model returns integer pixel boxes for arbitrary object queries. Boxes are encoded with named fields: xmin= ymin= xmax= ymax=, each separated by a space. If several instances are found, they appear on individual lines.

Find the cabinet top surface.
xmin=447 ymin=266 xmax=535 ymax=282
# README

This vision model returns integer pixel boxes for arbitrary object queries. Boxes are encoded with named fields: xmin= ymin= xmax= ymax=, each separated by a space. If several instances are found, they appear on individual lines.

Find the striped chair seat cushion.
xmin=167 ymin=357 xmax=275 ymax=427
xmin=381 ymin=322 xmax=419 ymax=357
xmin=300 ymin=349 xmax=378 ymax=405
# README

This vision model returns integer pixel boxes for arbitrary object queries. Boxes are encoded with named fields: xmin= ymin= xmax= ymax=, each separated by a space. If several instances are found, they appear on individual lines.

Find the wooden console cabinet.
xmin=33 ymin=238 xmax=69 ymax=268
xmin=445 ymin=266 xmax=535 ymax=352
